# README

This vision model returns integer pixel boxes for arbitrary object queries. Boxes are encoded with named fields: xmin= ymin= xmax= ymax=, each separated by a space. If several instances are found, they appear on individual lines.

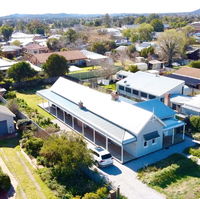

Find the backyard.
xmin=0 ymin=138 xmax=57 ymax=199
xmin=138 ymin=154 xmax=200 ymax=199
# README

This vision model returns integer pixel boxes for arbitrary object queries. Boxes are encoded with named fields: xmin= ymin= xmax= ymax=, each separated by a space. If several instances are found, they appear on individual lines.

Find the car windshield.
xmin=101 ymin=154 xmax=112 ymax=159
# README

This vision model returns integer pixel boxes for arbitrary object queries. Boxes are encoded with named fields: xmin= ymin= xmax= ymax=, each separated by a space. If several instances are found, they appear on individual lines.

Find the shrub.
xmin=0 ymin=167 xmax=11 ymax=192
xmin=23 ymin=137 xmax=44 ymax=157
xmin=126 ymin=65 xmax=138 ymax=73
xmin=190 ymin=116 xmax=200 ymax=132
xmin=17 ymin=119 xmax=32 ymax=131
xmin=149 ymin=164 xmax=179 ymax=187
xmin=4 ymin=91 xmax=16 ymax=99
xmin=189 ymin=147 xmax=200 ymax=158
xmin=190 ymin=60 xmax=200 ymax=69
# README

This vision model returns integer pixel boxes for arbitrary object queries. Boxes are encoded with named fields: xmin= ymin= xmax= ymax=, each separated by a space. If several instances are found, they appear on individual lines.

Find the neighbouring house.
xmin=186 ymin=48 xmax=200 ymax=60
xmin=1 ymin=45 xmax=22 ymax=58
xmin=81 ymin=50 xmax=113 ymax=66
xmin=134 ymin=62 xmax=148 ymax=71
xmin=28 ymin=50 xmax=87 ymax=66
xmin=116 ymin=71 xmax=186 ymax=101
xmin=23 ymin=43 xmax=49 ymax=54
xmin=115 ymin=46 xmax=128 ymax=52
xmin=116 ymin=70 xmax=132 ymax=80
xmin=170 ymin=94 xmax=200 ymax=116
xmin=167 ymin=67 xmax=200 ymax=90
xmin=0 ymin=58 xmax=16 ymax=73
xmin=37 ymin=77 xmax=185 ymax=163
xmin=0 ymin=105 xmax=15 ymax=137
xmin=135 ymin=42 xmax=155 ymax=52
xmin=148 ymin=60 xmax=164 ymax=70
xmin=10 ymin=32 xmax=45 ymax=47
xmin=191 ymin=21 xmax=200 ymax=32
xmin=115 ymin=39 xmax=132 ymax=46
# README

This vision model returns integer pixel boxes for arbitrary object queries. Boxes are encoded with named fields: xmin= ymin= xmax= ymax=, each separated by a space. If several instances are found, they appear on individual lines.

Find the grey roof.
xmin=37 ymin=89 xmax=136 ymax=145
xmin=0 ymin=105 xmax=15 ymax=117
xmin=143 ymin=131 xmax=160 ymax=141
xmin=117 ymin=71 xmax=185 ymax=97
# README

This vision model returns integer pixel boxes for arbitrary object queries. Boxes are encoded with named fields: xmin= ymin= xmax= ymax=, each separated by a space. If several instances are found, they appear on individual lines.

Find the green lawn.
xmin=16 ymin=89 xmax=55 ymax=120
xmin=0 ymin=138 xmax=57 ymax=199
xmin=102 ymin=83 xmax=116 ymax=91
xmin=138 ymin=154 xmax=200 ymax=199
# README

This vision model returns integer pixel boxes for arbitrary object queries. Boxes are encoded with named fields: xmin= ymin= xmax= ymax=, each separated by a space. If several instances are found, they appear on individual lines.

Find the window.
xmin=152 ymin=138 xmax=156 ymax=145
xmin=125 ymin=87 xmax=131 ymax=93
xmin=132 ymin=89 xmax=139 ymax=95
xmin=144 ymin=141 xmax=148 ymax=148
xmin=119 ymin=85 xmax=124 ymax=91
xmin=101 ymin=154 xmax=112 ymax=159
xmin=141 ymin=92 xmax=147 ymax=98
xmin=149 ymin=94 xmax=155 ymax=99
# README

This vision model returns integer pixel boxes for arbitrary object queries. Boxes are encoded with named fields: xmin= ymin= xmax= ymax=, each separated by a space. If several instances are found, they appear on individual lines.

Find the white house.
xmin=0 ymin=105 xmax=15 ymax=136
xmin=81 ymin=50 xmax=113 ymax=66
xmin=37 ymin=77 xmax=185 ymax=163
xmin=170 ymin=94 xmax=200 ymax=116
xmin=116 ymin=71 xmax=185 ymax=101
xmin=0 ymin=58 xmax=16 ymax=73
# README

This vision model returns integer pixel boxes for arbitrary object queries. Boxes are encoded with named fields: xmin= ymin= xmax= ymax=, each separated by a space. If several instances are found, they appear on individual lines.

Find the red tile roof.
xmin=31 ymin=50 xmax=87 ymax=64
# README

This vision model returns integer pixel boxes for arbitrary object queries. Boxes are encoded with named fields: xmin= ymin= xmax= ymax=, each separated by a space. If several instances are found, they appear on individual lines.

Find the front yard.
xmin=138 ymin=154 xmax=200 ymax=199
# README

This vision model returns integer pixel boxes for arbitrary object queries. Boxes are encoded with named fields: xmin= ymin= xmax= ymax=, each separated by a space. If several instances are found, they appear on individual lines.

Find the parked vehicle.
xmin=90 ymin=146 xmax=113 ymax=167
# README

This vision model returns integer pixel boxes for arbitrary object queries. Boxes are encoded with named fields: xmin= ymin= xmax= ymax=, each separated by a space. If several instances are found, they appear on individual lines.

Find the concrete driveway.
xmin=97 ymin=136 xmax=196 ymax=199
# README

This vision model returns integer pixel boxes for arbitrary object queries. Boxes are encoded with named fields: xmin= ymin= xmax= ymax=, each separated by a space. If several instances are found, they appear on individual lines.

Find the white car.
xmin=90 ymin=146 xmax=113 ymax=167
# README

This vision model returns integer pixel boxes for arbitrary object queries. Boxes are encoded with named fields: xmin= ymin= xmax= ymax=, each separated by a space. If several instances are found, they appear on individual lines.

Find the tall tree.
xmin=64 ymin=28 xmax=78 ymax=43
xmin=43 ymin=54 xmax=69 ymax=77
xmin=27 ymin=20 xmax=48 ymax=35
xmin=150 ymin=19 xmax=164 ymax=32
xmin=137 ymin=23 xmax=154 ymax=41
xmin=47 ymin=38 xmax=61 ymax=51
xmin=104 ymin=13 xmax=112 ymax=28
xmin=7 ymin=62 xmax=37 ymax=82
xmin=0 ymin=25 xmax=13 ymax=41
xmin=157 ymin=29 xmax=186 ymax=66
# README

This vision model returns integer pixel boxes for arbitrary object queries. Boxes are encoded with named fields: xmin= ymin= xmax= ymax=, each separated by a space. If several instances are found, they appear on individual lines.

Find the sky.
xmin=0 ymin=0 xmax=200 ymax=16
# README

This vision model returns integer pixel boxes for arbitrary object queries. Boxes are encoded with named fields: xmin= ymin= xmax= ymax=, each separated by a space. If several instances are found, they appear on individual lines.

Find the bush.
xmin=189 ymin=147 xmax=200 ymax=158
xmin=0 ymin=167 xmax=11 ymax=192
xmin=23 ymin=137 xmax=44 ymax=158
xmin=4 ymin=91 xmax=16 ymax=99
xmin=149 ymin=164 xmax=179 ymax=187
xmin=190 ymin=60 xmax=200 ymax=69
xmin=190 ymin=116 xmax=200 ymax=132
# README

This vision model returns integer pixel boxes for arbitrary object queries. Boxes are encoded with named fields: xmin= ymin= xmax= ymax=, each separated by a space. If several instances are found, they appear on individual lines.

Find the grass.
xmin=15 ymin=87 xmax=55 ymax=120
xmin=138 ymin=154 xmax=200 ymax=199
xmin=68 ymin=66 xmax=101 ymax=74
xmin=0 ymin=138 xmax=57 ymax=199
xmin=102 ymin=83 xmax=116 ymax=91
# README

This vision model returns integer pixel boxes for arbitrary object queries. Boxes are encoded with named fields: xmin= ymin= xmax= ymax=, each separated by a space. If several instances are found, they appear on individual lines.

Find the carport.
xmin=38 ymin=89 xmax=136 ymax=163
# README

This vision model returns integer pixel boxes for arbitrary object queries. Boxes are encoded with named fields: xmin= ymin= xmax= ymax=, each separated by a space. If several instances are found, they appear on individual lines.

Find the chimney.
xmin=78 ymin=101 xmax=84 ymax=109
xmin=111 ymin=91 xmax=119 ymax=101
xmin=164 ymin=93 xmax=170 ymax=106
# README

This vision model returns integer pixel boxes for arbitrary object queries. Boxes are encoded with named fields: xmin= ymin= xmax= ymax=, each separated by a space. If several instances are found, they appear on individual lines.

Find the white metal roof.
xmin=50 ymin=77 xmax=154 ymax=136
xmin=81 ymin=50 xmax=107 ymax=60
xmin=170 ymin=95 xmax=192 ymax=105
xmin=117 ymin=71 xmax=185 ymax=97
xmin=0 ymin=105 xmax=15 ymax=117
xmin=182 ymin=95 xmax=200 ymax=112
xmin=0 ymin=58 xmax=16 ymax=68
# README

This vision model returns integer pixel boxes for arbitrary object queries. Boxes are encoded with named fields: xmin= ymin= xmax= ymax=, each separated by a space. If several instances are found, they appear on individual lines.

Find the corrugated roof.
xmin=46 ymin=77 xmax=154 ymax=136
xmin=135 ymin=99 xmax=175 ymax=120
xmin=32 ymin=50 xmax=87 ymax=64
xmin=37 ymin=89 xmax=136 ymax=144
xmin=163 ymin=118 xmax=185 ymax=130
xmin=0 ymin=105 xmax=15 ymax=117
xmin=117 ymin=71 xmax=184 ymax=97
xmin=81 ymin=50 xmax=107 ymax=60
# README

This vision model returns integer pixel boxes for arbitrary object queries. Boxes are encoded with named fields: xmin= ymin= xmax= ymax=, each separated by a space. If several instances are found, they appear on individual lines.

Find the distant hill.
xmin=0 ymin=9 xmax=199 ymax=20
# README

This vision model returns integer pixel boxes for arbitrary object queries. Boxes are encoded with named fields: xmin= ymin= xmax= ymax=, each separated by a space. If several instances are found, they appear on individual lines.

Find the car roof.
xmin=92 ymin=146 xmax=111 ymax=155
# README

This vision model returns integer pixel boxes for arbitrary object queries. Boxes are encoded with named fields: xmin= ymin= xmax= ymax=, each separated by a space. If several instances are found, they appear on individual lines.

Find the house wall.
xmin=134 ymin=118 xmax=163 ymax=158
xmin=0 ymin=114 xmax=15 ymax=134
xmin=182 ymin=107 xmax=200 ymax=116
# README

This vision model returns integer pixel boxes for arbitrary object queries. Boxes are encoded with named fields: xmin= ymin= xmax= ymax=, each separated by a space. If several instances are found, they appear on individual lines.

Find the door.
xmin=0 ymin=120 xmax=8 ymax=135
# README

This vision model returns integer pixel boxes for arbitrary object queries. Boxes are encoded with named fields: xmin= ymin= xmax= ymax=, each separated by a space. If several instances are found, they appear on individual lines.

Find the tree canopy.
xmin=64 ymin=28 xmax=78 ymax=43
xmin=39 ymin=134 xmax=93 ymax=177
xmin=150 ymin=19 xmax=164 ymax=32
xmin=43 ymin=54 xmax=69 ymax=77
xmin=157 ymin=29 xmax=186 ymax=66
xmin=27 ymin=20 xmax=48 ymax=35
xmin=7 ymin=61 xmax=37 ymax=82
xmin=0 ymin=25 xmax=13 ymax=41
xmin=47 ymin=38 xmax=61 ymax=51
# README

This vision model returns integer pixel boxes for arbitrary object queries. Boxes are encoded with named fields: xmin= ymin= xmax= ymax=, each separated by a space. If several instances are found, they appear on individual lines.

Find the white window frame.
xmin=144 ymin=141 xmax=148 ymax=148
xmin=152 ymin=138 xmax=157 ymax=145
